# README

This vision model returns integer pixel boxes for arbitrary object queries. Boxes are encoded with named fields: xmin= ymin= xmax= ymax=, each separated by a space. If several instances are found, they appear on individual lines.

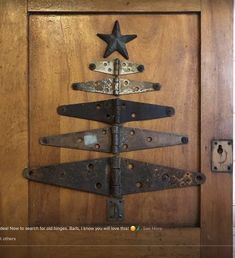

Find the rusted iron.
xmin=23 ymin=157 xmax=206 ymax=198
xmin=40 ymin=125 xmax=188 ymax=154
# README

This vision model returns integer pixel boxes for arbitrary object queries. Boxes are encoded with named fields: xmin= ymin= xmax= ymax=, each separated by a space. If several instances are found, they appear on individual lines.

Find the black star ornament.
xmin=97 ymin=20 xmax=137 ymax=60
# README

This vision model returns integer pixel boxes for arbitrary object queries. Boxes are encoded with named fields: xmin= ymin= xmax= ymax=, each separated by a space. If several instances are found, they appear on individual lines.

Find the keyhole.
xmin=217 ymin=145 xmax=223 ymax=155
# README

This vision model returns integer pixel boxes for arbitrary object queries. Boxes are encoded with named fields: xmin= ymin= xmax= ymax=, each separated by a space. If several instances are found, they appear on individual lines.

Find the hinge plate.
xmin=72 ymin=59 xmax=160 ymax=96
xmin=88 ymin=60 xmax=144 ymax=75
xmin=211 ymin=140 xmax=233 ymax=172
xmin=40 ymin=125 xmax=188 ymax=154
xmin=72 ymin=79 xmax=160 ymax=96
xmin=23 ymin=157 xmax=206 ymax=198
xmin=57 ymin=98 xmax=175 ymax=124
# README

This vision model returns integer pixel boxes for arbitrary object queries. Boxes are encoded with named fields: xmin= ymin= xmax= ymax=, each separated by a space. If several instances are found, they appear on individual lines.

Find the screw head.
xmin=57 ymin=106 xmax=67 ymax=114
xmin=181 ymin=137 xmax=189 ymax=144
xmin=166 ymin=108 xmax=175 ymax=116
xmin=40 ymin=137 xmax=48 ymax=144
xmin=72 ymin=83 xmax=80 ymax=90
xmin=153 ymin=83 xmax=161 ymax=90
xmin=89 ymin=63 xmax=96 ymax=70
xmin=137 ymin=64 xmax=144 ymax=72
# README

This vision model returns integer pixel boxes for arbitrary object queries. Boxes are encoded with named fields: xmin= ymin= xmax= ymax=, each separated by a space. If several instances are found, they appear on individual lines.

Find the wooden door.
xmin=0 ymin=1 xmax=232 ymax=258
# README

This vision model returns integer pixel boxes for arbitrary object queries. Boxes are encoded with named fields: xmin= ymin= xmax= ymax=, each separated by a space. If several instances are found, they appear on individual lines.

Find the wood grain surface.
xmin=0 ymin=0 xmax=232 ymax=257
xmin=29 ymin=14 xmax=200 ymax=226
xmin=0 ymin=0 xmax=28 ymax=228
xmin=200 ymin=0 xmax=233 ymax=258
xmin=2 ymin=228 xmax=200 ymax=258
xmin=0 ymin=0 xmax=28 ymax=257
xmin=28 ymin=0 xmax=201 ymax=12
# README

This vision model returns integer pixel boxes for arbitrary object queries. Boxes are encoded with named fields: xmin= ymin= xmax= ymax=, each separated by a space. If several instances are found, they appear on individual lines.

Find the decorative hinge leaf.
xmin=88 ymin=59 xmax=144 ymax=75
xmin=72 ymin=59 xmax=160 ymax=96
xmin=72 ymin=79 xmax=160 ymax=96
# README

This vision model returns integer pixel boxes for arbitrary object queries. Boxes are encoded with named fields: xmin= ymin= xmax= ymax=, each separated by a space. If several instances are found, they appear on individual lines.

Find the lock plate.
xmin=211 ymin=140 xmax=233 ymax=172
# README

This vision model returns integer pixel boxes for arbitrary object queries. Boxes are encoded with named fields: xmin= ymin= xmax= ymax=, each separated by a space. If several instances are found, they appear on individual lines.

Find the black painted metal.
xmin=97 ymin=20 xmax=137 ymax=59
xmin=57 ymin=98 xmax=175 ymax=124
xmin=23 ymin=157 xmax=206 ymax=198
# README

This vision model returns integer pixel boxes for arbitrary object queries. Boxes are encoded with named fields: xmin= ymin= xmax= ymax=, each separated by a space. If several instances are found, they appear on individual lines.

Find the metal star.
xmin=97 ymin=20 xmax=137 ymax=60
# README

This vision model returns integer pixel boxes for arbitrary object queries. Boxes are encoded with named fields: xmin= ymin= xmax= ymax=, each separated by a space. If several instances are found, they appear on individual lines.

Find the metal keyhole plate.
xmin=211 ymin=140 xmax=233 ymax=172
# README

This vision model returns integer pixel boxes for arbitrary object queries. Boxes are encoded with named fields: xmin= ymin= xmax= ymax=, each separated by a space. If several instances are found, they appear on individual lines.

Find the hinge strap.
xmin=23 ymin=157 xmax=206 ymax=197
xmin=39 ymin=126 xmax=187 ymax=153
xmin=57 ymin=99 xmax=175 ymax=124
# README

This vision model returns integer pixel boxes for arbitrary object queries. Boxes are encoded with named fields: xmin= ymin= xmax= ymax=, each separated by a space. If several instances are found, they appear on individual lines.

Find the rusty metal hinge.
xmin=40 ymin=125 xmax=188 ymax=154
xmin=72 ymin=59 xmax=161 ymax=96
xmin=23 ymin=157 xmax=206 ymax=198
xmin=57 ymin=98 xmax=175 ymax=124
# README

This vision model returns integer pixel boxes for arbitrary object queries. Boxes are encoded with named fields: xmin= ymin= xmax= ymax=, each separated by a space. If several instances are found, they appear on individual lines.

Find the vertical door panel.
xmin=29 ymin=14 xmax=200 ymax=225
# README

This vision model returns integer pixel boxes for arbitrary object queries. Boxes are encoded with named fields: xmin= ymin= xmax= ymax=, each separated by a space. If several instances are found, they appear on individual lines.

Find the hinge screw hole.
xmin=87 ymin=164 xmax=94 ymax=171
xmin=128 ymin=163 xmax=134 ymax=170
xmin=131 ymin=113 xmax=136 ymax=118
xmin=136 ymin=182 xmax=143 ymax=188
xmin=96 ymin=104 xmax=101 ymax=110
xmin=130 ymin=130 xmax=135 ymax=136
xmin=77 ymin=138 xmax=83 ymax=143
xmin=162 ymin=174 xmax=169 ymax=181
xmin=95 ymin=182 xmax=102 ymax=189
xmin=123 ymin=144 xmax=128 ymax=150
